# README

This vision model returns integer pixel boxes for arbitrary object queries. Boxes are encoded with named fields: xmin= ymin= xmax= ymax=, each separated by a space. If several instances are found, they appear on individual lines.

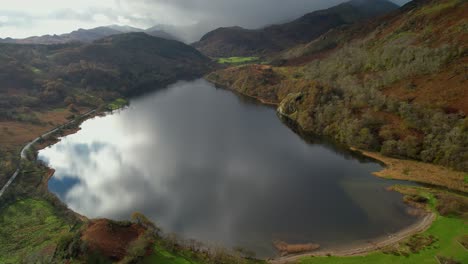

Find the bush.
xmin=121 ymin=231 xmax=154 ymax=264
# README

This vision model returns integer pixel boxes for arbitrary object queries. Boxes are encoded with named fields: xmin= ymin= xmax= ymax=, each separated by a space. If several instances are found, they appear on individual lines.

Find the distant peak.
xmin=107 ymin=24 xmax=144 ymax=32
xmin=348 ymin=0 xmax=398 ymax=7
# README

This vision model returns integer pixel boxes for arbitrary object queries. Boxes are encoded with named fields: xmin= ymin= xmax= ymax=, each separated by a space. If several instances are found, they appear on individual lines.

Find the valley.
xmin=0 ymin=0 xmax=466 ymax=263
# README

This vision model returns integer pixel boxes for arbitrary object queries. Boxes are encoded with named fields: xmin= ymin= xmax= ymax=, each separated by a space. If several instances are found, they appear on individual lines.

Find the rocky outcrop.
xmin=277 ymin=92 xmax=315 ymax=131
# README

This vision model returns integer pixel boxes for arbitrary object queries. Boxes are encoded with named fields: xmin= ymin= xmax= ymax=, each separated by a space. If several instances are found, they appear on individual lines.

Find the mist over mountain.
xmin=0 ymin=25 xmax=178 ymax=45
xmin=0 ymin=0 xmax=467 ymax=263
xmin=193 ymin=0 xmax=400 ymax=57
xmin=0 ymin=0 xmax=410 ymax=42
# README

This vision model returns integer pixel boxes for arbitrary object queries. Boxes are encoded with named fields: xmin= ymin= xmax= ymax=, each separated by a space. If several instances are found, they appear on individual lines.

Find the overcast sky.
xmin=0 ymin=0 xmax=411 ymax=38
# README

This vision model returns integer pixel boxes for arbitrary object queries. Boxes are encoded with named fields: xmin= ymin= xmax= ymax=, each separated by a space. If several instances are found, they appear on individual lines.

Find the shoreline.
xmin=13 ymin=82 xmax=448 ymax=263
xmin=0 ymin=109 xmax=97 ymax=199
xmin=204 ymin=78 xmax=451 ymax=263
xmin=208 ymin=78 xmax=280 ymax=106
xmin=354 ymin=149 xmax=467 ymax=193
xmin=270 ymin=212 xmax=435 ymax=263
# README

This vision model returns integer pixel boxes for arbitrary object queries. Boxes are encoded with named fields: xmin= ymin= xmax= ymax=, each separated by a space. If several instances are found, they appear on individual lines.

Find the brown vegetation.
xmin=207 ymin=0 xmax=468 ymax=173
xmin=273 ymin=240 xmax=320 ymax=256
xmin=434 ymin=192 xmax=468 ymax=218
xmin=81 ymin=219 xmax=146 ymax=261
xmin=384 ymin=57 xmax=468 ymax=114
xmin=383 ymin=234 xmax=438 ymax=256
xmin=359 ymin=149 xmax=467 ymax=192
xmin=207 ymin=64 xmax=319 ymax=106
xmin=0 ymin=109 xmax=71 ymax=150
xmin=193 ymin=0 xmax=398 ymax=57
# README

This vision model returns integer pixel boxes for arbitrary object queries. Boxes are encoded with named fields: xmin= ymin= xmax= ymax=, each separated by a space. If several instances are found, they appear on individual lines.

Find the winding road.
xmin=0 ymin=109 xmax=96 ymax=198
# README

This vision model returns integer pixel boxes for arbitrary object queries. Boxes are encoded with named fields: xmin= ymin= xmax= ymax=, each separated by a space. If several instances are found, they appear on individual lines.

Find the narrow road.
xmin=0 ymin=109 xmax=96 ymax=198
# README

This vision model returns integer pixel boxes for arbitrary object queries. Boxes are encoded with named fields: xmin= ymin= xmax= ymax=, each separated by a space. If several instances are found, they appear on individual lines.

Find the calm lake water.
xmin=38 ymin=79 xmax=418 ymax=257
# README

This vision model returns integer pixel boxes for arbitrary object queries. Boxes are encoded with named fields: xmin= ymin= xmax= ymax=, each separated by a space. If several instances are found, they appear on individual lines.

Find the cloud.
xmin=138 ymin=0 xmax=344 ymax=27
xmin=0 ymin=0 xmax=411 ymax=39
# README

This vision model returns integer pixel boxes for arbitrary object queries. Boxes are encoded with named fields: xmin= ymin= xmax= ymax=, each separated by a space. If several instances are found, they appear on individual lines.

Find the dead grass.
xmin=459 ymin=235 xmax=468 ymax=249
xmin=435 ymin=192 xmax=468 ymax=218
xmin=0 ymin=109 xmax=69 ymax=150
xmin=356 ymin=149 xmax=467 ymax=193
xmin=384 ymin=57 xmax=468 ymax=114
xmin=273 ymin=240 xmax=320 ymax=256
xmin=0 ymin=122 xmax=51 ymax=151
xmin=0 ymin=107 xmax=91 ymax=151
xmin=81 ymin=219 xmax=145 ymax=261
xmin=206 ymin=64 xmax=316 ymax=106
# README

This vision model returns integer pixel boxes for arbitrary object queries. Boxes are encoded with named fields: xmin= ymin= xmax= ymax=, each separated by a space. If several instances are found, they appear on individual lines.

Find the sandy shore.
xmin=354 ymin=149 xmax=467 ymax=193
xmin=269 ymin=148 xmax=443 ymax=263
xmin=270 ymin=212 xmax=436 ymax=263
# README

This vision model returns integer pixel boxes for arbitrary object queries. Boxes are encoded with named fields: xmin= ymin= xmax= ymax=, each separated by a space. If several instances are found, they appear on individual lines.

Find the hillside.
xmin=0 ymin=32 xmax=209 ymax=164
xmin=0 ymin=31 xmax=209 ymax=186
xmin=0 ymin=31 xmax=220 ymax=263
xmin=0 ymin=32 xmax=208 ymax=97
xmin=0 ymin=25 xmax=177 ymax=45
xmin=207 ymin=0 xmax=468 ymax=172
xmin=51 ymin=33 xmax=209 ymax=95
xmin=192 ymin=0 xmax=399 ymax=57
xmin=0 ymin=0 xmax=467 ymax=263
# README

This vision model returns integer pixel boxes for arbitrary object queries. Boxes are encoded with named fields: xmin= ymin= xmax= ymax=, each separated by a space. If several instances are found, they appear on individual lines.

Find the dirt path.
xmin=270 ymin=212 xmax=436 ymax=264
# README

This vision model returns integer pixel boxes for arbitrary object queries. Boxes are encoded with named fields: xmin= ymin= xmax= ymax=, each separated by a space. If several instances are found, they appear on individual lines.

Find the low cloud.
xmin=0 ymin=0 xmax=410 ymax=39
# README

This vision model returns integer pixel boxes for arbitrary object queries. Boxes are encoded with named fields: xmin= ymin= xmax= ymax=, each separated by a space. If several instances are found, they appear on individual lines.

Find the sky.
xmin=0 ymin=0 xmax=411 ymax=39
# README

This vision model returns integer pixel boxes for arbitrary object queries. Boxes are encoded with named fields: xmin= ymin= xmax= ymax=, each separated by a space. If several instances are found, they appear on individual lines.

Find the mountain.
xmin=207 ymin=0 xmax=468 ymax=171
xmin=53 ymin=33 xmax=209 ymax=95
xmin=63 ymin=27 xmax=124 ymax=43
xmin=193 ymin=0 xmax=399 ymax=57
xmin=145 ymin=27 xmax=180 ymax=41
xmin=107 ymin=25 xmax=144 ymax=33
xmin=0 ymin=25 xmax=177 ymax=45
xmin=0 ymin=32 xmax=210 ymax=112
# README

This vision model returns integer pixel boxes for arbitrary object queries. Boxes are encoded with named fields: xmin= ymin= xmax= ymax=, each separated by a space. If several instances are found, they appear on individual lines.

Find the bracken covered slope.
xmin=193 ymin=0 xmax=399 ymax=57
xmin=207 ymin=0 xmax=468 ymax=172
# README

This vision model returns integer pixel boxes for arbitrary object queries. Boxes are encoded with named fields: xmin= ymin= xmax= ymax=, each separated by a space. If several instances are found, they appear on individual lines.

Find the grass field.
xmin=0 ymin=199 xmax=72 ymax=263
xmin=107 ymin=98 xmax=128 ymax=111
xmin=217 ymin=57 xmax=259 ymax=65
xmin=143 ymin=241 xmax=267 ymax=264
xmin=299 ymin=189 xmax=468 ymax=264
xmin=143 ymin=243 xmax=203 ymax=264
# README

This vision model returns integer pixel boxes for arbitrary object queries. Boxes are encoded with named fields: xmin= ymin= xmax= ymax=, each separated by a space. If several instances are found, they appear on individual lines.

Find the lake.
xmin=38 ymin=79 xmax=419 ymax=257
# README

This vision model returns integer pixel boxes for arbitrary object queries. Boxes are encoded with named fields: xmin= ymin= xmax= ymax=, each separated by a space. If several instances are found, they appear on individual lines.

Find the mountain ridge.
xmin=0 ymin=25 xmax=178 ymax=45
xmin=206 ymin=0 xmax=467 ymax=171
xmin=193 ymin=0 xmax=399 ymax=57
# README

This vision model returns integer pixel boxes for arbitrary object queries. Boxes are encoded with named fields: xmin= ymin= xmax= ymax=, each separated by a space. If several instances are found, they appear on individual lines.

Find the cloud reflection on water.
xmin=39 ymin=79 xmax=417 ymax=257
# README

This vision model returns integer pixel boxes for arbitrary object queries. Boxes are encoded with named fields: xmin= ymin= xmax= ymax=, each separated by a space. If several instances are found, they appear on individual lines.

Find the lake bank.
xmin=1 ymin=77 xmax=461 ymax=263
xmin=39 ymin=79 xmax=421 ymax=259
xmin=207 ymin=75 xmax=467 ymax=193
xmin=270 ymin=212 xmax=435 ymax=264
xmin=355 ymin=149 xmax=467 ymax=193
xmin=15 ymin=105 xmax=441 ymax=263
xmin=205 ymin=76 xmax=466 ymax=263
xmin=13 ymin=77 xmax=459 ymax=263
